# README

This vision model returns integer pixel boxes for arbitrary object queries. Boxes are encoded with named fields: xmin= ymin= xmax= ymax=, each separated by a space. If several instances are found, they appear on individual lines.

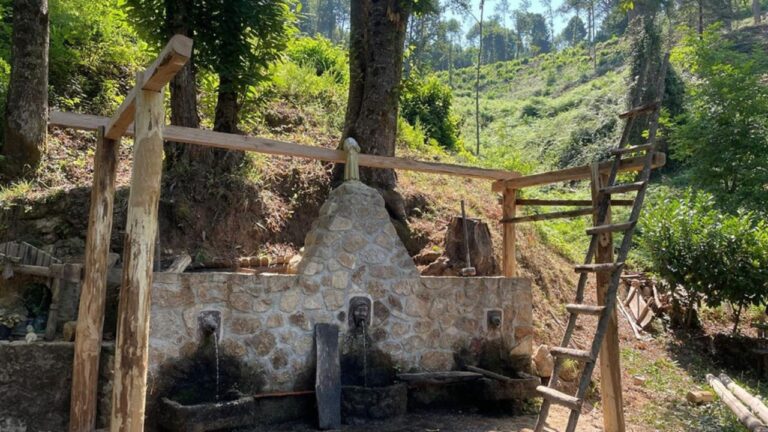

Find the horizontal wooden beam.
xmin=515 ymin=198 xmax=634 ymax=207
xmin=492 ymin=153 xmax=666 ymax=191
xmin=501 ymin=207 xmax=593 ymax=223
xmin=105 ymin=35 xmax=192 ymax=140
xmin=49 ymin=111 xmax=521 ymax=181
xmin=8 ymin=263 xmax=82 ymax=283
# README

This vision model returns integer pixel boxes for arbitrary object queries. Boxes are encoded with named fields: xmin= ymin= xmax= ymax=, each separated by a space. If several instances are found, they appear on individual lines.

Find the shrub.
xmin=400 ymin=74 xmax=463 ymax=152
xmin=285 ymin=36 xmax=348 ymax=84
xmin=637 ymin=188 xmax=768 ymax=333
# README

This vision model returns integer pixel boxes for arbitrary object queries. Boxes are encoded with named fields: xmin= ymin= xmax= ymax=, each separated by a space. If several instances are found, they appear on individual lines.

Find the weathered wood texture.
xmin=491 ymin=153 xmax=666 ymax=191
xmin=502 ymin=207 xmax=593 ymax=223
xmin=110 ymin=77 xmax=164 ymax=432
xmin=707 ymin=374 xmax=768 ymax=432
xmin=502 ymin=188 xmax=517 ymax=277
xmin=720 ymin=374 xmax=768 ymax=425
xmin=515 ymin=199 xmax=634 ymax=207
xmin=315 ymin=323 xmax=341 ymax=430
xmin=69 ymin=127 xmax=121 ymax=432
xmin=591 ymin=168 xmax=626 ymax=432
xmin=48 ymin=111 xmax=520 ymax=181
xmin=105 ymin=35 xmax=192 ymax=140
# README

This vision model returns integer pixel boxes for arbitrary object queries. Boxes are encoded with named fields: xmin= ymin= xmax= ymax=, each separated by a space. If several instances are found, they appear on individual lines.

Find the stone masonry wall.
xmin=149 ymin=273 xmax=532 ymax=392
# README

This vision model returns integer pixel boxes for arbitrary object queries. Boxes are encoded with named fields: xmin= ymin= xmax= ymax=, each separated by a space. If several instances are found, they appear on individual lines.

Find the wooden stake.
xmin=69 ymin=126 xmax=120 ymax=432
xmin=502 ymin=188 xmax=517 ymax=277
xmin=110 ymin=73 xmax=164 ymax=432
xmin=591 ymin=165 xmax=626 ymax=432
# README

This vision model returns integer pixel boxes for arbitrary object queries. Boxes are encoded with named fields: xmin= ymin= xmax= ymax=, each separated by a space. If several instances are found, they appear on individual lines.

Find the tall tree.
xmin=1 ymin=0 xmax=48 ymax=179
xmin=560 ymin=15 xmax=587 ymax=47
xmin=342 ymin=0 xmax=435 ymax=226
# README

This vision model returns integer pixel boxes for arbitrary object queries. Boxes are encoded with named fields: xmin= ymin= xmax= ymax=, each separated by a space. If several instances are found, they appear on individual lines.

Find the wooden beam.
xmin=8 ymin=263 xmax=82 ymax=283
xmin=591 ymin=166 xmax=626 ymax=432
xmin=110 ymin=73 xmax=164 ymax=432
xmin=491 ymin=153 xmax=666 ymax=191
xmin=720 ymin=374 xmax=768 ymax=425
xmin=70 ymin=127 xmax=120 ymax=432
xmin=707 ymin=374 xmax=768 ymax=432
xmin=515 ymin=198 xmax=634 ymax=207
xmin=49 ymin=111 xmax=521 ymax=181
xmin=501 ymin=207 xmax=593 ymax=223
xmin=502 ymin=188 xmax=516 ymax=277
xmin=104 ymin=35 xmax=192 ymax=140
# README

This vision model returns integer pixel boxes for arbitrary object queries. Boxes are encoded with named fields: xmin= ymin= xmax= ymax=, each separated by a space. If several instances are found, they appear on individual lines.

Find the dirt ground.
xmin=264 ymin=406 xmax=606 ymax=432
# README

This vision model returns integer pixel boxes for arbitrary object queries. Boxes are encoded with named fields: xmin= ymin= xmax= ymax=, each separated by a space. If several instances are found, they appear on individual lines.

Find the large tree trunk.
xmin=340 ymin=0 xmax=411 ymax=223
xmin=754 ymin=0 xmax=762 ymax=24
xmin=2 ymin=0 xmax=48 ymax=179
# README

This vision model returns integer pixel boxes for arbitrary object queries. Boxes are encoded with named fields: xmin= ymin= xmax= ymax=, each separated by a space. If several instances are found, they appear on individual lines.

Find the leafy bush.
xmin=637 ymin=188 xmax=768 ymax=332
xmin=400 ymin=74 xmax=463 ymax=151
xmin=285 ymin=36 xmax=348 ymax=84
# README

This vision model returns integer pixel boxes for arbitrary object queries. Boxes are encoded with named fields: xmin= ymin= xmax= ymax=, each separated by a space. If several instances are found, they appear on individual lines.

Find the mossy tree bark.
xmin=1 ymin=0 xmax=48 ymax=179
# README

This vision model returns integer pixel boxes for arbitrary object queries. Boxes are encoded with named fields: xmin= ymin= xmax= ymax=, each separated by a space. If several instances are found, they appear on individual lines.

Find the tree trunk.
xmin=340 ymin=0 xmax=411 ymax=224
xmin=698 ymin=0 xmax=704 ymax=35
xmin=754 ymin=0 xmax=762 ymax=24
xmin=475 ymin=0 xmax=485 ymax=156
xmin=1 ymin=0 xmax=48 ymax=179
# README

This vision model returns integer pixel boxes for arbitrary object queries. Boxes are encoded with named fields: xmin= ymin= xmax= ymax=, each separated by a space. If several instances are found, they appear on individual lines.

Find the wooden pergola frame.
xmin=49 ymin=36 xmax=665 ymax=432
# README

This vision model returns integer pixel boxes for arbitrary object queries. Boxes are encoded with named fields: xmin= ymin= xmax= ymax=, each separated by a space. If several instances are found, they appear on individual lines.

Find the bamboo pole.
xmin=110 ymin=72 xmax=164 ymax=432
xmin=502 ymin=188 xmax=517 ymax=277
xmin=707 ymin=374 xmax=768 ymax=432
xmin=592 ymin=165 xmax=626 ymax=432
xmin=720 ymin=374 xmax=768 ymax=425
xmin=69 ymin=126 xmax=120 ymax=432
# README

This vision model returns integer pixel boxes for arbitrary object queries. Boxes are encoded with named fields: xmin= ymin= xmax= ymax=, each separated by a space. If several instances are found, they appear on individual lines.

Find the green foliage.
xmin=285 ymin=36 xmax=348 ymax=84
xmin=560 ymin=16 xmax=587 ymax=47
xmin=400 ymin=74 xmax=463 ymax=151
xmin=638 ymin=188 xmax=768 ymax=330
xmin=670 ymin=26 xmax=768 ymax=213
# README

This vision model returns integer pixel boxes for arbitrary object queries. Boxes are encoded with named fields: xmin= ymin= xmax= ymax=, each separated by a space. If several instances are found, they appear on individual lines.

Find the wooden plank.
xmin=315 ymin=323 xmax=341 ymax=430
xmin=491 ymin=153 xmax=666 ymax=191
xmin=707 ymin=374 xmax=768 ymax=432
xmin=69 ymin=127 xmax=121 ymax=432
xmin=501 ymin=207 xmax=593 ymax=223
xmin=515 ymin=198 xmax=634 ymax=206
xmin=48 ymin=111 xmax=521 ymax=181
xmin=104 ymin=35 xmax=192 ymax=140
xmin=44 ymin=277 xmax=62 ymax=341
xmin=110 ymin=74 xmax=164 ymax=432
xmin=502 ymin=188 xmax=516 ymax=277
xmin=466 ymin=365 xmax=516 ymax=383
xmin=618 ymin=101 xmax=660 ymax=119
xmin=592 ymin=168 xmax=626 ymax=432
xmin=397 ymin=371 xmax=483 ymax=383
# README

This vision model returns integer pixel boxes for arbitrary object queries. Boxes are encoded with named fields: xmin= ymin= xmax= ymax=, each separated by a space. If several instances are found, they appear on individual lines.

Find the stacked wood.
xmin=707 ymin=374 xmax=768 ymax=432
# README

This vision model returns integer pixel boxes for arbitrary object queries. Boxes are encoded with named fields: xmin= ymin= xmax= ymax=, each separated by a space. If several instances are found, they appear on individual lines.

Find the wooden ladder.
xmin=533 ymin=54 xmax=669 ymax=432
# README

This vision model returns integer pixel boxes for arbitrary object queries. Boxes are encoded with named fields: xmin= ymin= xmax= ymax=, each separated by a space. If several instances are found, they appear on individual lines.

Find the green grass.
xmin=0 ymin=180 xmax=34 ymax=205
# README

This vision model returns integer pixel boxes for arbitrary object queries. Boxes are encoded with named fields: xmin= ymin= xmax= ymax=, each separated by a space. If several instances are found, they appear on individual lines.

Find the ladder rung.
xmin=536 ymin=386 xmax=583 ymax=410
xmin=566 ymin=304 xmax=605 ymax=315
xmin=574 ymin=262 xmax=624 ymax=273
xmin=619 ymin=101 xmax=660 ymax=119
xmin=610 ymin=143 xmax=653 ymax=155
xmin=600 ymin=181 xmax=646 ymax=195
xmin=551 ymin=347 xmax=593 ymax=361
xmin=586 ymin=221 xmax=636 ymax=235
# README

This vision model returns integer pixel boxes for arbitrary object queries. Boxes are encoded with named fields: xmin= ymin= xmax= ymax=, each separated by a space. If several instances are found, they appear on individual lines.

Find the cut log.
xmin=165 ymin=253 xmax=191 ymax=273
xmin=315 ymin=323 xmax=341 ymax=430
xmin=686 ymin=390 xmax=715 ymax=404
xmin=707 ymin=374 xmax=768 ymax=432
xmin=444 ymin=216 xmax=499 ymax=276
xmin=720 ymin=374 xmax=768 ymax=425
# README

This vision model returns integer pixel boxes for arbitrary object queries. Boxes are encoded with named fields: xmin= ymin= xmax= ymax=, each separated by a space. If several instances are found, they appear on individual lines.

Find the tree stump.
xmin=441 ymin=216 xmax=499 ymax=276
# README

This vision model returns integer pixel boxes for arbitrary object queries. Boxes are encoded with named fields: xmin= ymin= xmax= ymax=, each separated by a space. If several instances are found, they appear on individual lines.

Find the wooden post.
xmin=591 ymin=166 xmax=626 ymax=432
xmin=110 ymin=72 xmax=164 ymax=432
xmin=502 ymin=188 xmax=517 ymax=277
xmin=69 ymin=126 xmax=120 ymax=432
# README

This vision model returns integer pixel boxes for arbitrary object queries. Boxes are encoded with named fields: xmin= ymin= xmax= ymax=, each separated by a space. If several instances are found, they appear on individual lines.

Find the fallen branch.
xmin=707 ymin=374 xmax=768 ymax=432
xmin=618 ymin=301 xmax=649 ymax=341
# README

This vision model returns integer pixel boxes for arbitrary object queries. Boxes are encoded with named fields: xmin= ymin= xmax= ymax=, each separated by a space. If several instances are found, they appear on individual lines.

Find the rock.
xmin=444 ymin=216 xmax=499 ymax=276
xmin=632 ymin=375 xmax=647 ymax=386
xmin=286 ymin=252 xmax=302 ymax=274
xmin=414 ymin=249 xmax=442 ymax=265
xmin=686 ymin=390 xmax=714 ymax=404
xmin=63 ymin=321 xmax=77 ymax=341
xmin=558 ymin=361 xmax=579 ymax=382
xmin=533 ymin=345 xmax=554 ymax=378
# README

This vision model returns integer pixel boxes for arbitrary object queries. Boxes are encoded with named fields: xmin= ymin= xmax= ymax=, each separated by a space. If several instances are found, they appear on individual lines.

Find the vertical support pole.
xmin=69 ymin=126 xmax=120 ymax=432
xmin=110 ymin=72 xmax=164 ymax=432
xmin=502 ymin=187 xmax=517 ymax=277
xmin=591 ymin=166 xmax=626 ymax=432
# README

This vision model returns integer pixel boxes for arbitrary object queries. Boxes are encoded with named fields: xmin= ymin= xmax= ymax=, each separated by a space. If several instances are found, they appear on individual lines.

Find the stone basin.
xmin=158 ymin=392 xmax=314 ymax=432
xmin=341 ymin=383 xmax=408 ymax=424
